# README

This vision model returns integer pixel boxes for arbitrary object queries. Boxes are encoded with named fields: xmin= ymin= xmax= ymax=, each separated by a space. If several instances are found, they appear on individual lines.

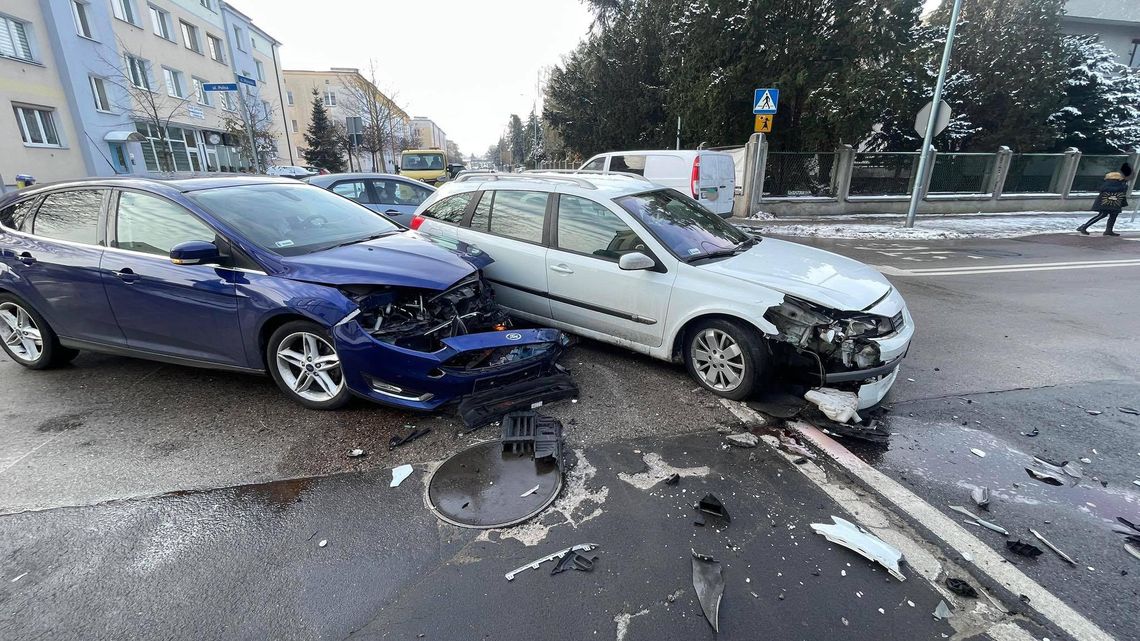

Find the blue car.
xmin=0 ymin=177 xmax=564 ymax=410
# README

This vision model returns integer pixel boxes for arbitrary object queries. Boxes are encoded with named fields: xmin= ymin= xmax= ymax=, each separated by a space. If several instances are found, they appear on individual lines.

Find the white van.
xmin=579 ymin=150 xmax=736 ymax=217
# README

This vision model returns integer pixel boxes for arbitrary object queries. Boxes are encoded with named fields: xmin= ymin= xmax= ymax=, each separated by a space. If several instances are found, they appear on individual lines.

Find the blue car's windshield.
xmin=188 ymin=183 xmax=400 ymax=256
xmin=615 ymin=189 xmax=750 ymax=261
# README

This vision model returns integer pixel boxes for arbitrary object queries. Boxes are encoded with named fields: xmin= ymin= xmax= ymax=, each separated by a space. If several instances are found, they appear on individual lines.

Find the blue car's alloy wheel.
xmin=0 ymin=301 xmax=43 ymax=364
xmin=275 ymin=331 xmax=345 ymax=404
xmin=267 ymin=320 xmax=350 ymax=409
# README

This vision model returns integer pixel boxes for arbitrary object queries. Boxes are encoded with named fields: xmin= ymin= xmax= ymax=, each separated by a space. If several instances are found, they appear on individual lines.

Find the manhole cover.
xmin=427 ymin=441 xmax=562 ymax=528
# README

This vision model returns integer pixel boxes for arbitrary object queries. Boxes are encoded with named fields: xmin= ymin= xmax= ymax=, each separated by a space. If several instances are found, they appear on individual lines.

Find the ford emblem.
xmin=505 ymin=332 xmax=522 ymax=341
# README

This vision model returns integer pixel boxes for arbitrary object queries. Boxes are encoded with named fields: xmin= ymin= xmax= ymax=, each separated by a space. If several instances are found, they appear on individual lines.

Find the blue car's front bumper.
xmin=332 ymin=323 xmax=565 ymax=411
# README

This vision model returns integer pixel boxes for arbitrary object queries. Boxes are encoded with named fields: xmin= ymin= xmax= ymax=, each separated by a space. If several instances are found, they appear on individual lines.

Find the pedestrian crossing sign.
xmin=754 ymin=114 xmax=773 ymax=132
xmin=753 ymin=88 xmax=779 ymax=114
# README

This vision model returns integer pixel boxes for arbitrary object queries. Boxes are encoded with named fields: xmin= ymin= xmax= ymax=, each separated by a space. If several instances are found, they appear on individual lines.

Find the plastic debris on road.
xmin=390 ymin=464 xmax=413 ymax=488
xmin=691 ymin=550 xmax=725 ymax=632
xmin=505 ymin=543 xmax=600 ymax=581
xmin=809 ymin=516 xmax=906 ymax=581
xmin=948 ymin=505 xmax=1009 ymax=536
xmin=348 ymin=448 xmax=365 ymax=458
xmin=318 ymin=539 xmax=328 ymax=548
xmin=804 ymin=388 xmax=861 ymax=423
xmin=1029 ymin=528 xmax=1076 ymax=565
xmin=932 ymin=600 xmax=952 ymax=620
xmin=1119 ymin=407 xmax=1140 ymax=416
xmin=1006 ymin=540 xmax=1044 ymax=558
xmin=725 ymin=432 xmax=759 ymax=448
xmin=970 ymin=486 xmax=990 ymax=510
xmin=970 ymin=448 xmax=986 ymax=458
xmin=945 ymin=577 xmax=978 ymax=598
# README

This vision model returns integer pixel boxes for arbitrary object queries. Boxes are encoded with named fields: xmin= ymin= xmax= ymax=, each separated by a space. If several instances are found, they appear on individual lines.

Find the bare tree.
xmin=222 ymin=85 xmax=280 ymax=171
xmin=341 ymin=61 xmax=408 ymax=172
xmin=97 ymin=40 xmax=192 ymax=172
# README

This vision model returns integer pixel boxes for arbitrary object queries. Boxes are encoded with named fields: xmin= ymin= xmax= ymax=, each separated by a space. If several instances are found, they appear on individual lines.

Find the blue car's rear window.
xmin=188 ymin=183 xmax=400 ymax=256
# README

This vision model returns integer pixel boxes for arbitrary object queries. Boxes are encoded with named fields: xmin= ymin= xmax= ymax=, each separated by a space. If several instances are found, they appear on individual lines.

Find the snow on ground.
xmin=738 ymin=211 xmax=1140 ymax=240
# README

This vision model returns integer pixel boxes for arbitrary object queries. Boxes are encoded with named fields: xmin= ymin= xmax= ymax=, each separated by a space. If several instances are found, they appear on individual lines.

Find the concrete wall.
xmin=1062 ymin=18 xmax=1140 ymax=66
xmin=0 ymin=0 xmax=87 ymax=189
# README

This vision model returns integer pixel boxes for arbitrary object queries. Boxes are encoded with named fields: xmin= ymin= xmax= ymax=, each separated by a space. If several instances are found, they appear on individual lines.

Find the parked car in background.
xmin=0 ymin=177 xmax=564 ymax=411
xmin=578 ymin=150 xmax=736 ymax=218
xmin=399 ymin=149 xmax=449 ymax=186
xmin=411 ymin=172 xmax=913 ymax=408
xmin=266 ymin=165 xmax=316 ymax=179
xmin=305 ymin=173 xmax=435 ymax=226
xmin=303 ymin=165 xmax=331 ymax=176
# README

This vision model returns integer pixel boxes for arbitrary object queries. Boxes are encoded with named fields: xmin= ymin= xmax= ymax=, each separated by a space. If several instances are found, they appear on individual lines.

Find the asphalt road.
xmin=2 ymin=228 xmax=1137 ymax=641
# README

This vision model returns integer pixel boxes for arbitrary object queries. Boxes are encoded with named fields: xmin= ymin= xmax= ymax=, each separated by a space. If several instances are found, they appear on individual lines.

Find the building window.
xmin=126 ymin=55 xmax=149 ymax=89
xmin=261 ymin=99 xmax=270 ymax=117
xmin=90 ymin=76 xmax=112 ymax=111
xmin=111 ymin=0 xmax=136 ymax=25
xmin=233 ymin=26 xmax=246 ymax=51
xmin=199 ymin=0 xmax=212 ymax=10
xmin=1130 ymin=40 xmax=1140 ymax=68
xmin=207 ymin=34 xmax=224 ymax=63
xmin=135 ymin=123 xmax=197 ymax=172
xmin=220 ymin=91 xmax=235 ymax=111
xmin=0 ymin=16 xmax=33 ymax=62
xmin=291 ymin=119 xmax=297 ymax=131
xmin=72 ymin=2 xmax=94 ymax=39
xmin=149 ymin=6 xmax=173 ymax=40
xmin=192 ymin=77 xmax=211 ymax=106
xmin=286 ymin=90 xmax=293 ymax=105
xmin=180 ymin=21 xmax=200 ymax=53
xmin=163 ymin=67 xmax=184 ymax=98
xmin=13 ymin=106 xmax=61 ymax=147
xmin=324 ymin=90 xmax=336 ymax=106
xmin=255 ymin=59 xmax=265 ymax=81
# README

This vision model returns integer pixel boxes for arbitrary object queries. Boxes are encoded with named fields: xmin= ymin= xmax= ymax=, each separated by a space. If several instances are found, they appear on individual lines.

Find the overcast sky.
xmin=239 ymin=0 xmax=595 ymax=156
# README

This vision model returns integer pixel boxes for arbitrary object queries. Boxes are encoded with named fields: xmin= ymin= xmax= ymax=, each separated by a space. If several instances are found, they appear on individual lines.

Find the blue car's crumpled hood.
xmin=274 ymin=231 xmax=492 ymax=290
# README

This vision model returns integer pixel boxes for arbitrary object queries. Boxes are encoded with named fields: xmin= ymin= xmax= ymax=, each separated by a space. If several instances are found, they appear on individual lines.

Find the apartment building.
xmin=283 ymin=67 xmax=412 ymax=173
xmin=411 ymin=116 xmax=446 ymax=150
xmin=1063 ymin=0 xmax=1140 ymax=67
xmin=0 ymin=0 xmax=291 ymax=190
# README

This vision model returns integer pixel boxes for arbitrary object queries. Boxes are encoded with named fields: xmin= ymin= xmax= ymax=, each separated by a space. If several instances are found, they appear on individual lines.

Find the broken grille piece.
xmin=691 ymin=550 xmax=725 ymax=632
xmin=1005 ymin=540 xmax=1044 ymax=558
xmin=810 ymin=516 xmax=906 ymax=581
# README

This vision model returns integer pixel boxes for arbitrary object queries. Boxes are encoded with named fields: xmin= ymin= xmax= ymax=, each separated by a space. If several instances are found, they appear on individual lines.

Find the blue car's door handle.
xmin=113 ymin=268 xmax=140 ymax=283
xmin=17 ymin=252 xmax=36 ymax=266
xmin=384 ymin=209 xmax=400 ymax=215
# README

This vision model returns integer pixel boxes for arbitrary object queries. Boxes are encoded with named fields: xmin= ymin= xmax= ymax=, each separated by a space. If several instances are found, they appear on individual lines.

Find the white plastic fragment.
xmin=809 ymin=516 xmax=906 ymax=581
xmin=390 ymin=464 xmax=413 ymax=488
xmin=933 ymin=600 xmax=952 ymax=620
xmin=804 ymin=388 xmax=861 ymax=423
xmin=348 ymin=448 xmax=365 ymax=458
xmin=970 ymin=448 xmax=986 ymax=458
xmin=318 ymin=539 xmax=327 ymax=548
xmin=520 ymin=484 xmax=541 ymax=498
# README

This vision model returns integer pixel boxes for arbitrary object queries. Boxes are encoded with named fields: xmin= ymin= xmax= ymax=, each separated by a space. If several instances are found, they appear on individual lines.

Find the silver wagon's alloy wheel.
xmin=0 ymin=302 xmax=43 ymax=363
xmin=274 ymin=331 xmax=344 ymax=402
xmin=691 ymin=328 xmax=745 ymax=392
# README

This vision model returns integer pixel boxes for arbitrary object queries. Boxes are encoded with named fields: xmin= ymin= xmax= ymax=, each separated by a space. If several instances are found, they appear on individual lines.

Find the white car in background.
xmin=266 ymin=165 xmax=316 ymax=179
xmin=409 ymin=172 xmax=913 ymax=408
xmin=579 ymin=149 xmax=736 ymax=218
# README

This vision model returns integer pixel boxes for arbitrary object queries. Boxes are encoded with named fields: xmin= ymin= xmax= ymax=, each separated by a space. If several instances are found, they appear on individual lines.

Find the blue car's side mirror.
xmin=170 ymin=240 xmax=220 ymax=266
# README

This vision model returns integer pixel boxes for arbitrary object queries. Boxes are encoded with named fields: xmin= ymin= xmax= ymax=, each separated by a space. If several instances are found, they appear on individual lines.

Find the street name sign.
xmin=202 ymin=82 xmax=238 ymax=92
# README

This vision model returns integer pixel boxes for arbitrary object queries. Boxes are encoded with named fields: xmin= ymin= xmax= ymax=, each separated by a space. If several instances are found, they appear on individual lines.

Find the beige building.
xmin=283 ymin=67 xmax=414 ymax=173
xmin=1 ymin=0 xmax=291 ymax=191
xmin=1063 ymin=0 xmax=1140 ymax=66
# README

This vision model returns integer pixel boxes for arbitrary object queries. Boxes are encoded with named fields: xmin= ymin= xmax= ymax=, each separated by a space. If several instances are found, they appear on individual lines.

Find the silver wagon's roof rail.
xmin=451 ymin=172 xmax=597 ymax=189
xmin=525 ymin=169 xmax=654 ymax=183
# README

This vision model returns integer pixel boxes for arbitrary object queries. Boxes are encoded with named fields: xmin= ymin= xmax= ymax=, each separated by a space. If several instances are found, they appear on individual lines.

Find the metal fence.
xmin=928 ymin=153 xmax=996 ymax=194
xmin=849 ymin=153 xmax=919 ymax=196
xmin=736 ymin=134 xmax=1139 ymax=217
xmin=764 ymin=152 xmax=837 ymax=197
xmin=1003 ymin=154 xmax=1065 ymax=194
xmin=1072 ymin=154 xmax=1130 ymax=193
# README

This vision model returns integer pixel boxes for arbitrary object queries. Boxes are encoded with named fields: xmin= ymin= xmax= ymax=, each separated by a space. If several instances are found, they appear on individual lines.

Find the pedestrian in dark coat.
xmin=1078 ymin=163 xmax=1132 ymax=236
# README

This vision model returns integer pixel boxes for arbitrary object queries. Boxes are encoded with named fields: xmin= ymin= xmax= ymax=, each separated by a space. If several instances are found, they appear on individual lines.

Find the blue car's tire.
xmin=0 ymin=293 xmax=78 ymax=370
xmin=266 ymin=320 xmax=350 ymax=410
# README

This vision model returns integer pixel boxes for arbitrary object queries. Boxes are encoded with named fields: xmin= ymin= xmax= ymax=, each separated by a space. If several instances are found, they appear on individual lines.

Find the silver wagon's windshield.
xmin=615 ymin=189 xmax=751 ymax=261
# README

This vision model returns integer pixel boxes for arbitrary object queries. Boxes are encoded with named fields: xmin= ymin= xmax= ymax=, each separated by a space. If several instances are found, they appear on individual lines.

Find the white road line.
xmin=722 ymin=399 xmax=1114 ymax=641
xmin=877 ymin=258 xmax=1140 ymax=277
xmin=785 ymin=417 xmax=1113 ymax=641
xmin=0 ymin=434 xmax=61 ymax=477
